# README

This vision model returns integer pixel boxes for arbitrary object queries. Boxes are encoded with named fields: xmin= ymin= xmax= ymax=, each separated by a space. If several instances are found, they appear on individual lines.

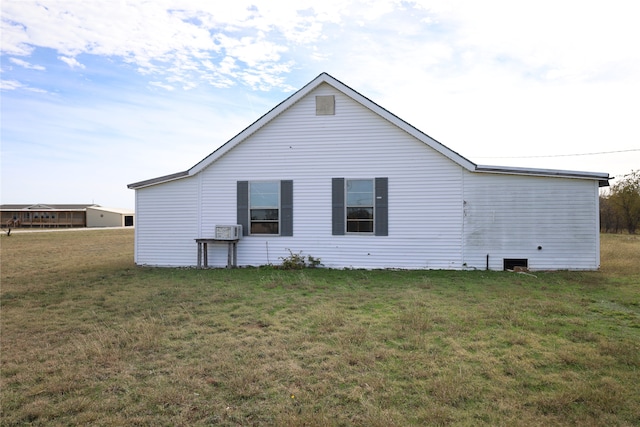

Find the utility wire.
xmin=473 ymin=148 xmax=640 ymax=159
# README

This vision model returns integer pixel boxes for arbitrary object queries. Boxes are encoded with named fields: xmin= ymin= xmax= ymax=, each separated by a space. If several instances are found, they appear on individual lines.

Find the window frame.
xmin=332 ymin=177 xmax=388 ymax=236
xmin=248 ymin=180 xmax=281 ymax=236
xmin=345 ymin=178 xmax=375 ymax=234
xmin=238 ymin=180 xmax=293 ymax=237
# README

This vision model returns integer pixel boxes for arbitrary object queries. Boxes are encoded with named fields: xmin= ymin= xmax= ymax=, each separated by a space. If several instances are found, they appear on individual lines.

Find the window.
xmin=332 ymin=177 xmax=388 ymax=236
xmin=237 ymin=180 xmax=293 ymax=236
xmin=346 ymin=179 xmax=374 ymax=233
xmin=250 ymin=181 xmax=280 ymax=235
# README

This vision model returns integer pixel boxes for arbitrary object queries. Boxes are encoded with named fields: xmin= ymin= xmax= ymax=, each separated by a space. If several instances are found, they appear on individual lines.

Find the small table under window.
xmin=195 ymin=238 xmax=239 ymax=269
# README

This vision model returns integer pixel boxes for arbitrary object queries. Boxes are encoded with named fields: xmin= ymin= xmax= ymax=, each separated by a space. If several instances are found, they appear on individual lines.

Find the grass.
xmin=1 ymin=229 xmax=639 ymax=426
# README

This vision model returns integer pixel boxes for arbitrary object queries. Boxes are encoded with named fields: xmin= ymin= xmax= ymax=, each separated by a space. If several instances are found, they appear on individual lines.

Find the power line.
xmin=473 ymin=148 xmax=640 ymax=159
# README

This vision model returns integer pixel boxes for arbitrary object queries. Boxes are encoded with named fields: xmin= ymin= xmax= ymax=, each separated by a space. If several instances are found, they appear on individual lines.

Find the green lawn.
xmin=1 ymin=229 xmax=638 ymax=426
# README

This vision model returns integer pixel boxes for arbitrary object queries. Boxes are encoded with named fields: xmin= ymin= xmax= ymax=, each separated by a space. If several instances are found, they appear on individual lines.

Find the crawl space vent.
xmin=503 ymin=258 xmax=528 ymax=271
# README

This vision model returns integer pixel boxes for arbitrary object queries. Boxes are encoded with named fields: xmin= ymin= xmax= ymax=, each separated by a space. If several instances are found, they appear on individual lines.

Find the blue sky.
xmin=2 ymin=0 xmax=639 ymax=209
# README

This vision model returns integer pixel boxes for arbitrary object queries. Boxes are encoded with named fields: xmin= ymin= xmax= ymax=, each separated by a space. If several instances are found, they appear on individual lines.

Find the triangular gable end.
xmin=187 ymin=72 xmax=478 ymax=176
xmin=128 ymin=73 xmax=477 ymax=189
xmin=128 ymin=72 xmax=610 ymax=189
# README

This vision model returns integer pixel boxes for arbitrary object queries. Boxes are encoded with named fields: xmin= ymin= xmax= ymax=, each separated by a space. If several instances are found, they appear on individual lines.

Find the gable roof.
xmin=128 ymin=72 xmax=610 ymax=189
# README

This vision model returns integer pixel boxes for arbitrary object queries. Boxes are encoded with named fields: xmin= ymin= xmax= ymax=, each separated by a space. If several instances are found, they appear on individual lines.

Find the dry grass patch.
xmin=600 ymin=233 xmax=640 ymax=277
xmin=1 ymin=231 xmax=639 ymax=425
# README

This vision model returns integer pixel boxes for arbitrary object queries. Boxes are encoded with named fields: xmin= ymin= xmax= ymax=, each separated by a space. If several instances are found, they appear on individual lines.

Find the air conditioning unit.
xmin=215 ymin=225 xmax=242 ymax=240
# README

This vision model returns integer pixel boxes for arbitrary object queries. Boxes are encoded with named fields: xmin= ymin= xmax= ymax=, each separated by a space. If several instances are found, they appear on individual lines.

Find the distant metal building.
xmin=86 ymin=206 xmax=135 ymax=227
xmin=1 ymin=204 xmax=134 ymax=228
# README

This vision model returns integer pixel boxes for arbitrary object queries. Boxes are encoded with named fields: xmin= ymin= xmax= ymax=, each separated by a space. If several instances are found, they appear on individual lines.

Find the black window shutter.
xmin=375 ymin=177 xmax=388 ymax=236
xmin=237 ymin=181 xmax=249 ymax=236
xmin=280 ymin=180 xmax=293 ymax=236
xmin=332 ymin=178 xmax=345 ymax=235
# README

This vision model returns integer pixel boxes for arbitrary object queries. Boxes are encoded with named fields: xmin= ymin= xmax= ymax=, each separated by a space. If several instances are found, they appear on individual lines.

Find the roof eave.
xmin=127 ymin=171 xmax=189 ymax=189
xmin=474 ymin=164 xmax=611 ymax=186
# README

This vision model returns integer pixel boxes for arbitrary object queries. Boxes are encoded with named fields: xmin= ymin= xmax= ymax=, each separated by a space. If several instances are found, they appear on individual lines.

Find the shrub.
xmin=279 ymin=249 xmax=323 ymax=269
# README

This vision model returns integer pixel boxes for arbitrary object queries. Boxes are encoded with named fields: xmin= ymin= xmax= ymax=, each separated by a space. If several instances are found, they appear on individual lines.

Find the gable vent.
xmin=316 ymin=95 xmax=335 ymax=115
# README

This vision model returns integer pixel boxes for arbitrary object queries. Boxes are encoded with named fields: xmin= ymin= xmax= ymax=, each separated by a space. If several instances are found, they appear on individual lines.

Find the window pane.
xmin=347 ymin=192 xmax=373 ymax=206
xmin=251 ymin=222 xmax=279 ymax=234
xmin=347 ymin=207 xmax=373 ymax=219
xmin=347 ymin=220 xmax=373 ymax=233
xmin=251 ymin=192 xmax=279 ymax=207
xmin=347 ymin=179 xmax=373 ymax=193
xmin=346 ymin=179 xmax=373 ymax=206
xmin=250 ymin=182 xmax=279 ymax=207
xmin=251 ymin=209 xmax=279 ymax=221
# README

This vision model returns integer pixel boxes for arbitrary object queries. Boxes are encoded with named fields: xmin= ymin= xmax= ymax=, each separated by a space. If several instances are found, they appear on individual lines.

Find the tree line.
xmin=600 ymin=170 xmax=640 ymax=234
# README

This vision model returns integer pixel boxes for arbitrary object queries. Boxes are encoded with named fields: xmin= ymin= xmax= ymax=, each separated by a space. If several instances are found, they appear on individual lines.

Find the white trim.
xmin=474 ymin=164 xmax=609 ymax=181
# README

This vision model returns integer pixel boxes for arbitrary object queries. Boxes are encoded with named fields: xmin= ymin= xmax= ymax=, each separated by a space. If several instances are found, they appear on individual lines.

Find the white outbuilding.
xmin=128 ymin=73 xmax=610 ymax=270
xmin=86 ymin=206 xmax=135 ymax=228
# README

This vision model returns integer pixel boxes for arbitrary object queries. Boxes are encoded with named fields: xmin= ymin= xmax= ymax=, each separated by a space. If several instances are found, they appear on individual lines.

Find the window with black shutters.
xmin=332 ymin=177 xmax=388 ymax=236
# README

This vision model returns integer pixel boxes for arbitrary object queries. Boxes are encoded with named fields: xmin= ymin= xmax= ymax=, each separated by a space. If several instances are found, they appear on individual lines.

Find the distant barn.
xmin=1 ymin=204 xmax=134 ymax=228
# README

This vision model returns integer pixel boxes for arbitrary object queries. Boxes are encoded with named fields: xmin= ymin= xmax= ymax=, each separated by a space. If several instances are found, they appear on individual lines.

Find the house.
xmin=128 ymin=73 xmax=610 ymax=270
xmin=1 ymin=204 xmax=134 ymax=228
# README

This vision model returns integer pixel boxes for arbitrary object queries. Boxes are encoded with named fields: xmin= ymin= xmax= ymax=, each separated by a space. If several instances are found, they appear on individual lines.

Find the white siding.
xmin=133 ymin=81 xmax=601 ymax=270
xmin=137 ymin=83 xmax=465 ymax=269
xmin=134 ymin=177 xmax=199 ymax=266
xmin=462 ymin=172 xmax=600 ymax=270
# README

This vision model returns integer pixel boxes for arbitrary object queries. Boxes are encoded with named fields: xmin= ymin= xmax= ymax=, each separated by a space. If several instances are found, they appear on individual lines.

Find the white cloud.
xmin=0 ymin=0 xmax=346 ymax=90
xmin=0 ymin=78 xmax=48 ymax=93
xmin=0 ymin=17 xmax=33 ymax=55
xmin=9 ymin=57 xmax=45 ymax=70
xmin=417 ymin=0 xmax=640 ymax=82
xmin=3 ymin=0 xmax=639 ymax=90
xmin=58 ymin=56 xmax=85 ymax=69
xmin=149 ymin=81 xmax=175 ymax=91
xmin=0 ymin=79 xmax=24 ymax=90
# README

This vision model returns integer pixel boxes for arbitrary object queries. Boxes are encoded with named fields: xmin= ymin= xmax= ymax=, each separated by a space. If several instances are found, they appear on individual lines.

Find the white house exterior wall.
xmin=134 ymin=177 xmax=199 ymax=266
xmin=136 ymin=83 xmax=466 ymax=269
xmin=133 ymin=76 xmax=604 ymax=270
xmin=462 ymin=172 xmax=600 ymax=270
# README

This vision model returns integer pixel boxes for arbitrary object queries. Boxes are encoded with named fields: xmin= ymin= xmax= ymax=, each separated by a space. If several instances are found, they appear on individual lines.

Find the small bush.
xmin=279 ymin=249 xmax=323 ymax=269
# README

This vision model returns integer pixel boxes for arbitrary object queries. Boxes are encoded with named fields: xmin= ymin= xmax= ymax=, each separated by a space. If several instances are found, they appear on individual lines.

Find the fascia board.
xmin=474 ymin=164 xmax=611 ymax=181
xmin=127 ymin=171 xmax=189 ymax=189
